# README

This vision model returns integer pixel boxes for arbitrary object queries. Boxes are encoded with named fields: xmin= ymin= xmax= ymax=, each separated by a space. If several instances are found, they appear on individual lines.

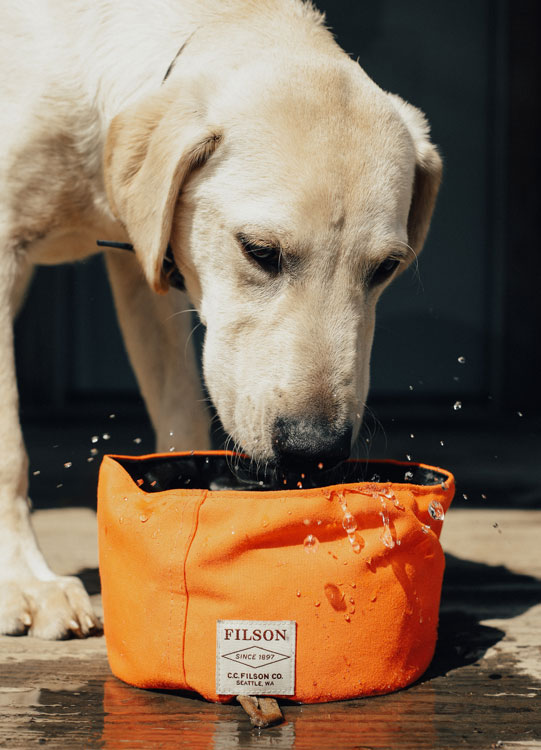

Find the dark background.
xmin=14 ymin=0 xmax=540 ymax=509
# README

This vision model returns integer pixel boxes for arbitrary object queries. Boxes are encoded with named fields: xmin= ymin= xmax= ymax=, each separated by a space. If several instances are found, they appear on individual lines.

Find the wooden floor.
xmin=1 ymin=506 xmax=540 ymax=750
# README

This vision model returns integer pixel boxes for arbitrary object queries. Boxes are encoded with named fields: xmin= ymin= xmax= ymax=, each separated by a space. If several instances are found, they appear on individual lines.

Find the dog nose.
xmin=272 ymin=417 xmax=352 ymax=467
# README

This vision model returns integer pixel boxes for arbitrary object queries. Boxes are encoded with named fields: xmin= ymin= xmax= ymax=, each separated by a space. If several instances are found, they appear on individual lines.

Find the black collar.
xmin=96 ymin=240 xmax=186 ymax=291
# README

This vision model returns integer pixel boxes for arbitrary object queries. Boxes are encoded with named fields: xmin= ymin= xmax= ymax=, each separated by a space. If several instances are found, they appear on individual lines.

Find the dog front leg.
xmin=105 ymin=250 xmax=211 ymax=452
xmin=0 ymin=254 xmax=100 ymax=638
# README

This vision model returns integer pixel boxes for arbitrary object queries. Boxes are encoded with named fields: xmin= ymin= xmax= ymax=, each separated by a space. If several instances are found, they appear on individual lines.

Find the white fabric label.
xmin=216 ymin=620 xmax=296 ymax=695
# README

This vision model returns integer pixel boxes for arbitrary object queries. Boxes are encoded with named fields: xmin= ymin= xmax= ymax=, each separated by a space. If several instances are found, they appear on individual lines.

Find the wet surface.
xmin=0 ymin=642 xmax=539 ymax=750
xmin=1 ymin=530 xmax=540 ymax=750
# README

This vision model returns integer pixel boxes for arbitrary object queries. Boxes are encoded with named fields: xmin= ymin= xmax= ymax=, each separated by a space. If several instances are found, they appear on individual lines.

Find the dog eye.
xmin=238 ymin=236 xmax=282 ymax=273
xmin=369 ymin=257 xmax=400 ymax=286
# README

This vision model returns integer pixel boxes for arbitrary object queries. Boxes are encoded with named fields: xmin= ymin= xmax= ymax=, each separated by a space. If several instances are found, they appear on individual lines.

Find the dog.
xmin=0 ymin=0 xmax=441 ymax=638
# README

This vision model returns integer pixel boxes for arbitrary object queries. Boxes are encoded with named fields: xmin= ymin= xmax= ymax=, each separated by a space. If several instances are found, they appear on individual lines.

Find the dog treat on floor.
xmin=236 ymin=695 xmax=284 ymax=728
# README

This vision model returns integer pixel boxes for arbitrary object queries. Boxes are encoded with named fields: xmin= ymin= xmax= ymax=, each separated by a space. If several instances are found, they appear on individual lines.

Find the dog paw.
xmin=0 ymin=576 xmax=101 ymax=639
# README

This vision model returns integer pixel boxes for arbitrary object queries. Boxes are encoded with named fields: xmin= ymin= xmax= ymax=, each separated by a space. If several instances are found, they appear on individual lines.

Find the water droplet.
xmin=462 ymin=493 xmax=468 ymax=500
xmin=317 ymin=462 xmax=324 ymax=470
xmin=64 ymin=462 xmax=72 ymax=469
xmin=517 ymin=411 xmax=523 ymax=417
xmin=370 ymin=592 xmax=377 ymax=602
xmin=458 ymin=356 xmax=466 ymax=364
xmin=102 ymin=433 xmax=111 ymax=440
xmin=296 ymin=590 xmax=301 ymax=597
xmin=300 ymin=473 xmax=305 ymax=479
xmin=348 ymin=532 xmax=364 ymax=553
xmin=303 ymin=534 xmax=319 ymax=553
xmin=453 ymin=401 xmax=462 ymax=411
xmin=90 ymin=448 xmax=98 ymax=456
xmin=314 ymin=601 xmax=320 ymax=608
xmin=428 ymin=500 xmax=445 ymax=521
xmin=380 ymin=525 xmax=395 ymax=549
xmin=371 ymin=474 xmax=381 ymax=483
xmin=344 ymin=614 xmax=351 ymax=622
xmin=109 ymin=413 xmax=116 ymax=419
xmin=119 ymin=516 xmax=124 ymax=524
xmin=169 ymin=430 xmax=174 ymax=437
xmin=481 ymin=493 xmax=487 ymax=500
xmin=297 ymin=481 xmax=303 ymax=488
xmin=262 ymin=517 xmax=269 ymax=528
xmin=421 ymin=524 xmax=431 ymax=534
xmin=204 ymin=457 xmax=210 ymax=464
xmin=406 ymin=454 xmax=412 ymax=461
xmin=136 ymin=478 xmax=144 ymax=486
xmin=324 ymin=583 xmax=346 ymax=611
xmin=32 ymin=470 xmax=41 ymax=476
xmin=409 ymin=385 xmax=414 ymax=391
xmin=440 ymin=440 xmax=445 ymax=446
xmin=342 ymin=513 xmax=357 ymax=534
xmin=350 ymin=582 xmax=356 ymax=589
xmin=303 ymin=518 xmax=311 ymax=526
xmin=87 ymin=457 xmax=94 ymax=463
xmin=139 ymin=514 xmax=149 ymax=523
xmin=56 ymin=483 xmax=63 ymax=489
xmin=169 ymin=446 xmax=175 ymax=452
xmin=133 ymin=437 xmax=142 ymax=444
xmin=404 ymin=471 xmax=414 ymax=481
xmin=91 ymin=436 xmax=99 ymax=443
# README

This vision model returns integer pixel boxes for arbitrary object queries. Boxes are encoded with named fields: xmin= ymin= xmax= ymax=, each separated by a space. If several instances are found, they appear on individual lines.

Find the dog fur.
xmin=0 ymin=0 xmax=441 ymax=638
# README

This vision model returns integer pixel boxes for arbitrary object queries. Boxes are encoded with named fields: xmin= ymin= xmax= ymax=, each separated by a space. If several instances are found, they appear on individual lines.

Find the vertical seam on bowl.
xmin=179 ymin=490 xmax=207 ymax=688
xmin=166 ymin=501 xmax=184 ymax=684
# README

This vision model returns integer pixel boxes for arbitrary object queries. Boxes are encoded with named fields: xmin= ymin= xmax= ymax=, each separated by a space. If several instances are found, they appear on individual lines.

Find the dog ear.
xmin=388 ymin=94 xmax=443 ymax=256
xmin=104 ymin=91 xmax=221 ymax=293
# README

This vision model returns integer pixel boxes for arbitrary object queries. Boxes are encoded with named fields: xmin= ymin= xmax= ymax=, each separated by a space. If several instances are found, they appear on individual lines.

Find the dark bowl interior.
xmin=114 ymin=454 xmax=449 ymax=494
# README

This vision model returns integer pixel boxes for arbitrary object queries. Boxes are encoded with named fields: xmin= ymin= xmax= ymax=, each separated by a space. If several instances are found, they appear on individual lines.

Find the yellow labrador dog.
xmin=0 ymin=0 xmax=441 ymax=638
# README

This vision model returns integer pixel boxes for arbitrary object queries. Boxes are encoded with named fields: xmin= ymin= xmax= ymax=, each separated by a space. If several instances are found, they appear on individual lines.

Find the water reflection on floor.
xmin=2 ymin=644 xmax=539 ymax=750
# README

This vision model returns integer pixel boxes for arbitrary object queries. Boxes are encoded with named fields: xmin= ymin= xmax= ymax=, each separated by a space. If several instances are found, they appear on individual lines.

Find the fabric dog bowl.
xmin=97 ymin=451 xmax=454 ymax=703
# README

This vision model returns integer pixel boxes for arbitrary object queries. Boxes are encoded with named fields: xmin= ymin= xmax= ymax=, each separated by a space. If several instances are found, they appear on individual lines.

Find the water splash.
xmin=342 ymin=513 xmax=357 ymax=534
xmin=380 ymin=524 xmax=395 ymax=549
xmin=378 ymin=497 xmax=396 ymax=549
xmin=324 ymin=583 xmax=346 ymax=611
xmin=428 ymin=500 xmax=445 ymax=521
xmin=303 ymin=534 xmax=319 ymax=553
xmin=348 ymin=534 xmax=363 ymax=554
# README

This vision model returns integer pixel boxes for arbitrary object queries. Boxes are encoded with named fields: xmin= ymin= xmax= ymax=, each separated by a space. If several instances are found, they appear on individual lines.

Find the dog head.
xmin=104 ymin=54 xmax=441 ymax=468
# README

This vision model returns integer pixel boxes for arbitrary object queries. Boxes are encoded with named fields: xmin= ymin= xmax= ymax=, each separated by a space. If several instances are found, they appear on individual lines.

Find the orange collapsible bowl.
xmin=97 ymin=451 xmax=454 ymax=703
